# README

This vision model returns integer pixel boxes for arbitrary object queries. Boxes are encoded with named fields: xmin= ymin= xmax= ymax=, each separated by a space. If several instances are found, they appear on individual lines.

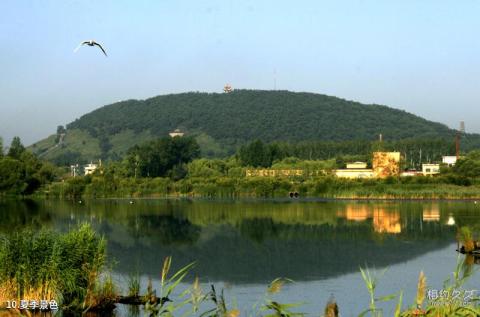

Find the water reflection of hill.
xmin=1 ymin=199 xmax=470 ymax=283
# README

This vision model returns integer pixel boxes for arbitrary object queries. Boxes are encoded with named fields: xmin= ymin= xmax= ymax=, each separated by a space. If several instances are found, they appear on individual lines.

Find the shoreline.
xmin=4 ymin=194 xmax=480 ymax=203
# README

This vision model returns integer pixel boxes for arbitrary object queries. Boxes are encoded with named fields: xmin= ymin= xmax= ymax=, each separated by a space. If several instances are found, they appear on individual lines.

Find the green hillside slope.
xmin=29 ymin=90 xmax=479 ymax=163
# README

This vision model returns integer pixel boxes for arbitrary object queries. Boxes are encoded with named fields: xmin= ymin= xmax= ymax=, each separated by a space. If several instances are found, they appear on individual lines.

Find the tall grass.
xmin=357 ymin=257 xmax=480 ymax=317
xmin=0 ymin=224 xmax=106 ymax=312
xmin=45 ymin=174 xmax=480 ymax=199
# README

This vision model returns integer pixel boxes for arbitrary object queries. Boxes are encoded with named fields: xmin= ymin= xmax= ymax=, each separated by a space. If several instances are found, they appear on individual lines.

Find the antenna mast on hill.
xmin=273 ymin=68 xmax=277 ymax=90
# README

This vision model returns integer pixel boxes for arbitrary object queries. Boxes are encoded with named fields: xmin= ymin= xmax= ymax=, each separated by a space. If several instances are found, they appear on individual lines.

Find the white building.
xmin=422 ymin=163 xmax=440 ymax=176
xmin=84 ymin=162 xmax=99 ymax=175
xmin=442 ymin=156 xmax=458 ymax=167
xmin=335 ymin=161 xmax=373 ymax=179
xmin=169 ymin=129 xmax=184 ymax=138
xmin=346 ymin=162 xmax=368 ymax=169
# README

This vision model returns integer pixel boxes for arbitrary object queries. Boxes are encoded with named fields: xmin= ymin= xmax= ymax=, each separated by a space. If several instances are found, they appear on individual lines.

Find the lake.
xmin=1 ymin=199 xmax=479 ymax=316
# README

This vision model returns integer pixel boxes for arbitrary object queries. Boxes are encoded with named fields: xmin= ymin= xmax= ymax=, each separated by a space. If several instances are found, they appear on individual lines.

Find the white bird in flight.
xmin=74 ymin=40 xmax=107 ymax=56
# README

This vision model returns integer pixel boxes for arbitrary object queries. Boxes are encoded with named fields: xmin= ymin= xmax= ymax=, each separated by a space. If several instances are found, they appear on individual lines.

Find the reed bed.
xmin=0 ymin=224 xmax=107 ymax=312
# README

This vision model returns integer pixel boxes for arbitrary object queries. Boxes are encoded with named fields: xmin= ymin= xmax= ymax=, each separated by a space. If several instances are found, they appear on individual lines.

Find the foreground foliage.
xmin=0 ymin=226 xmax=479 ymax=317
xmin=0 ymin=224 xmax=106 ymax=312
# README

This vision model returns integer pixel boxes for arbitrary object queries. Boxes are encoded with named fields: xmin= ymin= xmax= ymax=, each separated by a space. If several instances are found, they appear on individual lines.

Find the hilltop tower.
xmin=223 ymin=84 xmax=233 ymax=93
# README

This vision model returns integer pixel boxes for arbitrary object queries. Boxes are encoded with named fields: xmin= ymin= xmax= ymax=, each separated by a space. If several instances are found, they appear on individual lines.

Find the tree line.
xmin=0 ymin=137 xmax=58 ymax=195
xmin=237 ymin=138 xmax=456 ymax=169
xmin=3 ymin=134 xmax=480 ymax=197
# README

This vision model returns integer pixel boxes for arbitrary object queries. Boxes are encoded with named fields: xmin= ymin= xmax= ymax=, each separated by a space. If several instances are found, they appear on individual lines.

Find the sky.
xmin=1 ymin=0 xmax=480 ymax=145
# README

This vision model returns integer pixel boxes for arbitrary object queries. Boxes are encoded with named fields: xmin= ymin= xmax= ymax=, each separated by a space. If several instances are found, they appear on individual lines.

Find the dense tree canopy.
xmin=8 ymin=136 xmax=26 ymax=160
xmin=237 ymin=138 xmax=456 ymax=169
xmin=125 ymin=136 xmax=200 ymax=178
xmin=53 ymin=90 xmax=480 ymax=160
xmin=451 ymin=151 xmax=480 ymax=178
xmin=238 ymin=140 xmax=277 ymax=167
xmin=0 ymin=137 xmax=59 ymax=195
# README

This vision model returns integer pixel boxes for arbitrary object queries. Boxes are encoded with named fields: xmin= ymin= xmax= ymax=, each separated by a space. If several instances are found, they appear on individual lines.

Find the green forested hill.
xmin=29 ymin=90 xmax=479 ymax=163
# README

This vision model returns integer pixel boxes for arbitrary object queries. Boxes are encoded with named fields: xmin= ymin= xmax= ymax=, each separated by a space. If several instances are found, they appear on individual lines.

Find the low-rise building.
xmin=84 ymin=162 xmax=99 ymax=175
xmin=169 ymin=129 xmax=184 ymax=138
xmin=335 ymin=161 xmax=373 ymax=179
xmin=335 ymin=168 xmax=374 ymax=179
xmin=246 ymin=169 xmax=304 ymax=177
xmin=422 ymin=163 xmax=440 ymax=176
xmin=346 ymin=162 xmax=368 ymax=169
xmin=442 ymin=156 xmax=458 ymax=167
xmin=400 ymin=170 xmax=422 ymax=177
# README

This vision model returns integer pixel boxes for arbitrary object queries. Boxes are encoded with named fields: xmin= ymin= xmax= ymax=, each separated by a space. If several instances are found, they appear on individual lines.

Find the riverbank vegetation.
xmin=42 ymin=145 xmax=480 ymax=199
xmin=0 ymin=137 xmax=60 ymax=196
xmin=4 ymin=136 xmax=480 ymax=199
xmin=0 ymin=224 xmax=108 ymax=313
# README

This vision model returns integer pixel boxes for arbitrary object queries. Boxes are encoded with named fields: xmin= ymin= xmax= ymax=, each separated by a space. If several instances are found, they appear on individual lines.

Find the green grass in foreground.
xmin=0 ymin=224 xmax=107 ymax=312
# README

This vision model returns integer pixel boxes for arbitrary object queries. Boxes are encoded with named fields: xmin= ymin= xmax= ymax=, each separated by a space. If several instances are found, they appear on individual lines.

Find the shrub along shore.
xmin=40 ymin=174 xmax=480 ymax=200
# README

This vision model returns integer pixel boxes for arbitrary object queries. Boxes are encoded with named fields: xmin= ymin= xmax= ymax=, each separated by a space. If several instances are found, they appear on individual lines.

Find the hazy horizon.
xmin=1 ymin=0 xmax=479 ymax=146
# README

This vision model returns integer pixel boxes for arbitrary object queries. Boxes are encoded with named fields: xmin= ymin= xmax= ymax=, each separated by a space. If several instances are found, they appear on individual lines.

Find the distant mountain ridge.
xmin=29 ymin=90 xmax=479 ymax=163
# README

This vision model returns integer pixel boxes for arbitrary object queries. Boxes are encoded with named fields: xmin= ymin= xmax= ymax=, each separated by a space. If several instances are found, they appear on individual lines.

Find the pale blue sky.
xmin=1 ymin=0 xmax=480 ymax=145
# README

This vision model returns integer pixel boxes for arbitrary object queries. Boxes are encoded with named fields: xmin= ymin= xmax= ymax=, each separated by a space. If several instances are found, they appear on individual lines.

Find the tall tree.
xmin=125 ymin=136 xmax=200 ymax=178
xmin=57 ymin=125 xmax=66 ymax=135
xmin=8 ymin=136 xmax=25 ymax=159
xmin=238 ymin=140 xmax=274 ymax=167
xmin=0 ymin=137 xmax=3 ymax=158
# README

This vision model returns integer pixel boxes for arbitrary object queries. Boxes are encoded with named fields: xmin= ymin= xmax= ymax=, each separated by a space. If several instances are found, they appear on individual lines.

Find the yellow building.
xmin=334 ymin=168 xmax=373 ymax=179
xmin=422 ymin=205 xmax=440 ymax=222
xmin=422 ymin=163 xmax=440 ymax=176
xmin=246 ymin=169 xmax=304 ymax=177
xmin=373 ymin=208 xmax=401 ymax=234
xmin=343 ymin=205 xmax=372 ymax=221
xmin=372 ymin=152 xmax=401 ymax=178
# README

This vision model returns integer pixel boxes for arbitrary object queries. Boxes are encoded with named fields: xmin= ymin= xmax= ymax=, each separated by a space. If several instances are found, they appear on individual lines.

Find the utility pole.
xmin=419 ymin=149 xmax=422 ymax=170
xmin=456 ymin=132 xmax=460 ymax=160
xmin=457 ymin=121 xmax=464 ymax=160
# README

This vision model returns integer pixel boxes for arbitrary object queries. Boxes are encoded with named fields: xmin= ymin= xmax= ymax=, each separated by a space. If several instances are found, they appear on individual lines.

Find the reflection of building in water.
xmin=422 ymin=205 xmax=440 ymax=222
xmin=447 ymin=214 xmax=455 ymax=226
xmin=344 ymin=205 xmax=372 ymax=221
xmin=373 ymin=208 xmax=401 ymax=233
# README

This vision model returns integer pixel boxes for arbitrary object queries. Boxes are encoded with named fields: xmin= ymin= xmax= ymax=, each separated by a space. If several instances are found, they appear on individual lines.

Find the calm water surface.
xmin=2 ymin=199 xmax=479 ymax=316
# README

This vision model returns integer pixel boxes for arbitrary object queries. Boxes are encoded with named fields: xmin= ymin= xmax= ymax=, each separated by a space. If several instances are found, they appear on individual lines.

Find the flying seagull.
xmin=74 ymin=40 xmax=107 ymax=56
